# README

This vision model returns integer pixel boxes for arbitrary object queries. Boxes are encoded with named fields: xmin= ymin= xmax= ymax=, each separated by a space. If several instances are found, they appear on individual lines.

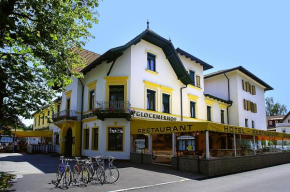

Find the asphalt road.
xmin=1 ymin=153 xmax=290 ymax=192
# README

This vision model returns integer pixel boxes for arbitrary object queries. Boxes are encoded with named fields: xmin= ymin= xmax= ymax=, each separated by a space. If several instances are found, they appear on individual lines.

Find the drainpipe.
xmin=223 ymin=73 xmax=232 ymax=125
xmin=78 ymin=78 xmax=84 ymax=157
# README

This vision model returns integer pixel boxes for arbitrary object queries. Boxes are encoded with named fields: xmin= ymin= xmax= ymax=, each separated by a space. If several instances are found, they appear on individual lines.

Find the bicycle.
xmin=103 ymin=155 xmax=119 ymax=184
xmin=72 ymin=157 xmax=90 ymax=186
xmin=52 ymin=156 xmax=72 ymax=189
xmin=86 ymin=156 xmax=105 ymax=185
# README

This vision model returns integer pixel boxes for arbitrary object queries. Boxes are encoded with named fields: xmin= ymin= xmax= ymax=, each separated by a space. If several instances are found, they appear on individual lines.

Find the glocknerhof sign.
xmin=135 ymin=111 xmax=177 ymax=121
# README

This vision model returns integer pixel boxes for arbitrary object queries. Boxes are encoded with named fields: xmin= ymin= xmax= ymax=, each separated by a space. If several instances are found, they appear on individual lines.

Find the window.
xmin=42 ymin=114 xmax=44 ymax=124
xmin=47 ymin=111 xmax=50 ymax=123
xmin=288 ymin=119 xmax=290 ymax=123
xmin=221 ymin=110 xmax=225 ymax=124
xmin=35 ymin=117 xmax=37 ymax=127
xmin=109 ymin=85 xmax=124 ymax=103
xmin=196 ymin=75 xmax=201 ymax=88
xmin=190 ymin=101 xmax=196 ymax=118
xmin=55 ymin=133 xmax=59 ymax=145
xmin=38 ymin=115 xmax=40 ymax=126
xmin=189 ymin=70 xmax=195 ymax=86
xmin=245 ymin=119 xmax=248 ymax=127
xmin=252 ymin=120 xmax=255 ymax=128
xmin=57 ymin=105 xmax=60 ymax=113
xmin=66 ymin=98 xmax=70 ymax=116
xmin=108 ymin=127 xmax=123 ymax=151
xmin=83 ymin=129 xmax=90 ymax=149
xmin=269 ymin=121 xmax=272 ymax=125
xmin=89 ymin=89 xmax=95 ymax=110
xmin=162 ymin=94 xmax=170 ymax=113
xmin=147 ymin=53 xmax=156 ymax=71
xmin=92 ymin=128 xmax=98 ymax=150
xmin=207 ymin=106 xmax=211 ymax=121
xmin=147 ymin=89 xmax=156 ymax=111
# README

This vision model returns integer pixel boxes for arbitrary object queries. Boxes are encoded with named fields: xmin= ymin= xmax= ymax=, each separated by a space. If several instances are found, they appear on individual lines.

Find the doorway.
xmin=65 ymin=128 xmax=72 ymax=156
xmin=152 ymin=133 xmax=172 ymax=165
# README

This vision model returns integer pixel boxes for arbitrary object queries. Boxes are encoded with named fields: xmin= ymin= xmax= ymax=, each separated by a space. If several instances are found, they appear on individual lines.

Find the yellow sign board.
xmin=130 ymin=119 xmax=290 ymax=139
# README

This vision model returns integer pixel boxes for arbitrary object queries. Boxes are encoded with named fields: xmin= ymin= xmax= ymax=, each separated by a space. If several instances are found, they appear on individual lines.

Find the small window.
xmin=162 ymin=94 xmax=170 ymax=113
xmin=108 ymin=127 xmax=123 ymax=151
xmin=221 ymin=110 xmax=225 ymax=124
xmin=47 ymin=111 xmax=50 ymax=123
xmin=35 ymin=117 xmax=37 ymax=127
xmin=38 ymin=115 xmax=40 ymax=126
xmin=89 ymin=89 xmax=95 ymax=110
xmin=147 ymin=89 xmax=156 ymax=111
xmin=252 ymin=121 xmax=255 ymax=128
xmin=57 ymin=105 xmax=60 ymax=113
xmin=55 ymin=133 xmax=60 ymax=145
xmin=147 ymin=53 xmax=156 ymax=71
xmin=42 ymin=114 xmax=44 ymax=124
xmin=92 ymin=128 xmax=99 ymax=150
xmin=245 ymin=119 xmax=248 ymax=127
xmin=207 ymin=106 xmax=211 ymax=121
xmin=190 ymin=101 xmax=196 ymax=118
xmin=83 ymin=129 xmax=90 ymax=149
xmin=288 ymin=119 xmax=290 ymax=123
xmin=189 ymin=70 xmax=195 ymax=86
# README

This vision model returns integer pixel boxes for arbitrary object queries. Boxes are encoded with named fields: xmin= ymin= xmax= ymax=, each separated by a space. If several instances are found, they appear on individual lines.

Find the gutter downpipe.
xmin=78 ymin=78 xmax=84 ymax=157
xmin=177 ymin=84 xmax=187 ymax=170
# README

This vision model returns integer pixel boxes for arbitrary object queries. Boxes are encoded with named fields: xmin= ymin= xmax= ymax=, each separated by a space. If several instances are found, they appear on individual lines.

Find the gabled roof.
xmin=176 ymin=48 xmax=213 ymax=71
xmin=204 ymin=94 xmax=233 ymax=104
xmin=266 ymin=115 xmax=284 ymax=121
xmin=71 ymin=47 xmax=100 ymax=72
xmin=81 ymin=29 xmax=193 ymax=85
xmin=281 ymin=111 xmax=290 ymax=123
xmin=204 ymin=66 xmax=273 ymax=91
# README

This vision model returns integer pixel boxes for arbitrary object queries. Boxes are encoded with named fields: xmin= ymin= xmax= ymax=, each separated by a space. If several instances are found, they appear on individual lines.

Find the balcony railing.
xmin=83 ymin=101 xmax=133 ymax=121
xmin=52 ymin=110 xmax=78 ymax=122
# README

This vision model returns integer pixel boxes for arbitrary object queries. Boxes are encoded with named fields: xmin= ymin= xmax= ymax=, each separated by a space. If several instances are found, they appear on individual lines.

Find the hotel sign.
xmin=135 ymin=111 xmax=177 ymax=121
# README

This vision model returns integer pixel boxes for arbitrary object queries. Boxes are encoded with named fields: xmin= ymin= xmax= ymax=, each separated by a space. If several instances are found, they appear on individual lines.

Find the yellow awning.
xmin=1 ymin=130 xmax=53 ymax=137
xmin=130 ymin=119 xmax=290 ymax=139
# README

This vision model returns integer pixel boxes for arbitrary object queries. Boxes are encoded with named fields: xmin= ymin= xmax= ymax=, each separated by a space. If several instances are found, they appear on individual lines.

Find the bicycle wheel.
xmin=54 ymin=165 xmax=62 ymax=187
xmin=105 ymin=166 xmax=119 ymax=184
xmin=64 ymin=166 xmax=72 ymax=188
xmin=95 ymin=166 xmax=105 ymax=184
xmin=72 ymin=165 xmax=81 ymax=184
xmin=81 ymin=166 xmax=90 ymax=184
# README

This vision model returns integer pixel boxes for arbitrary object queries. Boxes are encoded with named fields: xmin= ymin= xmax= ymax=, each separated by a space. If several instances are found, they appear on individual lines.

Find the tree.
xmin=265 ymin=97 xmax=287 ymax=116
xmin=0 ymin=0 xmax=99 ymax=128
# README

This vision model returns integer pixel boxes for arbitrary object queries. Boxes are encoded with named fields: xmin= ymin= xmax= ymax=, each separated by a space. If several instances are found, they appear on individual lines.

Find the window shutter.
xmin=247 ymin=100 xmax=251 ymax=111
xmin=250 ymin=102 xmax=254 ymax=112
xmin=242 ymin=80 xmax=245 ymax=90
xmin=254 ymin=103 xmax=257 ymax=113
xmin=196 ymin=75 xmax=201 ymax=88
xmin=252 ymin=86 xmax=256 ymax=95
xmin=249 ymin=83 xmax=252 ymax=94
xmin=243 ymin=99 xmax=247 ymax=110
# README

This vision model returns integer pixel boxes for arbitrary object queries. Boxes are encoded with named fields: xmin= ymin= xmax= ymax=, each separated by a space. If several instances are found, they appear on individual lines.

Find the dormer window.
xmin=147 ymin=53 xmax=156 ymax=71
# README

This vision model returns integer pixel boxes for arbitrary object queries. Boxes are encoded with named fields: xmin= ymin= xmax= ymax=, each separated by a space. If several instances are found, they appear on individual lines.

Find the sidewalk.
xmin=0 ymin=153 xmax=204 ymax=192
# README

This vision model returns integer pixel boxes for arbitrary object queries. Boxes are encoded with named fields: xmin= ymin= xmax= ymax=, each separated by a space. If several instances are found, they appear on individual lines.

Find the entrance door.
xmin=109 ymin=85 xmax=124 ymax=109
xmin=152 ymin=134 xmax=172 ymax=164
xmin=65 ymin=128 xmax=72 ymax=156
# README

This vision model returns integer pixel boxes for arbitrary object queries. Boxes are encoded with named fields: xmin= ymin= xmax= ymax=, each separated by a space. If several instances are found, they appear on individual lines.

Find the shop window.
xmin=89 ymin=89 xmax=95 ymax=110
xmin=207 ymin=106 xmax=211 ymax=121
xmin=252 ymin=120 xmax=255 ymax=128
xmin=221 ymin=110 xmax=225 ymax=124
xmin=108 ymin=127 xmax=123 ymax=151
xmin=147 ymin=89 xmax=156 ymax=111
xmin=83 ymin=129 xmax=90 ymax=149
xmin=245 ymin=119 xmax=248 ymax=127
xmin=162 ymin=93 xmax=170 ymax=113
xmin=147 ymin=53 xmax=156 ymax=71
xmin=189 ymin=70 xmax=195 ymax=86
xmin=92 ymin=127 xmax=98 ymax=150
xmin=190 ymin=101 xmax=196 ymax=118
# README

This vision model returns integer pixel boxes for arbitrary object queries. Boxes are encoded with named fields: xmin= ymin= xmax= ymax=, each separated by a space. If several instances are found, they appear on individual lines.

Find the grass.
xmin=0 ymin=172 xmax=15 ymax=191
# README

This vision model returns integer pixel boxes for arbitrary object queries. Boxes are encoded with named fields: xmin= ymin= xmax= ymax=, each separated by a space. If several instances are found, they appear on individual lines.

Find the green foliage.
xmin=0 ymin=172 xmax=15 ymax=191
xmin=265 ymin=97 xmax=287 ymax=116
xmin=0 ymin=0 xmax=99 ymax=127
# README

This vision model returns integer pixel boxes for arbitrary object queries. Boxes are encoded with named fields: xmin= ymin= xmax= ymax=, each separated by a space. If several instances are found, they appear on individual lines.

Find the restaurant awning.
xmin=130 ymin=119 xmax=290 ymax=139
xmin=0 ymin=130 xmax=53 ymax=137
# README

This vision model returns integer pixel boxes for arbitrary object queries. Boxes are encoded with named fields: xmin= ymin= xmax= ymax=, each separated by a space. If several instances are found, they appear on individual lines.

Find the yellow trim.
xmin=160 ymin=85 xmax=173 ymax=92
xmin=205 ymin=99 xmax=214 ymax=105
xmin=219 ymin=104 xmax=228 ymax=109
xmin=106 ymin=126 xmax=125 ymax=152
xmin=145 ymin=49 xmax=158 ymax=58
xmin=87 ymin=80 xmax=97 ymax=89
xmin=83 ymin=128 xmax=90 ymax=150
xmin=188 ymin=94 xmax=199 ymax=102
xmin=143 ymin=80 xmax=159 ymax=88
xmin=82 ymin=117 xmax=98 ymax=123
xmin=91 ymin=127 xmax=99 ymax=151
xmin=65 ymin=90 xmax=72 ymax=97
xmin=188 ymin=84 xmax=202 ymax=91
xmin=104 ymin=76 xmax=129 ymax=102
xmin=145 ymin=69 xmax=158 ymax=75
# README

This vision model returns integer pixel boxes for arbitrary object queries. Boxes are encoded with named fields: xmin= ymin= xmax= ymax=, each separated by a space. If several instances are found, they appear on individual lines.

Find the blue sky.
xmin=23 ymin=1 xmax=290 ymax=125
xmin=85 ymin=0 xmax=289 ymax=108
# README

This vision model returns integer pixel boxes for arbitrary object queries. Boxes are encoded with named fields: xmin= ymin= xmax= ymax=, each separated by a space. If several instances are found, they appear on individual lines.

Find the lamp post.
xmin=282 ymin=128 xmax=286 ymax=152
